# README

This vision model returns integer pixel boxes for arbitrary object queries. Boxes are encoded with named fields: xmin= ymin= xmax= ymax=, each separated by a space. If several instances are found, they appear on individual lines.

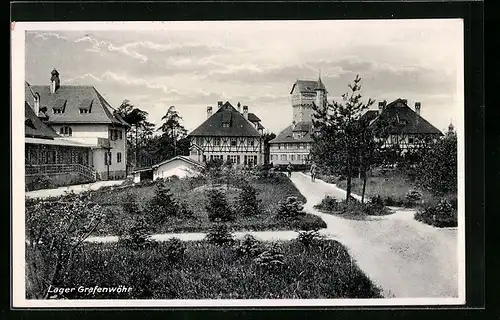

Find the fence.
xmin=25 ymin=163 xmax=97 ymax=182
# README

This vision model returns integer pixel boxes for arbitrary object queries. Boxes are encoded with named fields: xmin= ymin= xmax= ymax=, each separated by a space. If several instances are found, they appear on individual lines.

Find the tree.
xmin=310 ymin=75 xmax=375 ymax=203
xmin=262 ymin=132 xmax=277 ymax=165
xmin=158 ymin=106 xmax=188 ymax=158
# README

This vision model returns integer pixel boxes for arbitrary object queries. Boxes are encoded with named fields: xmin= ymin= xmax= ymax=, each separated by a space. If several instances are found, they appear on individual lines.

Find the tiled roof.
xmin=26 ymin=83 xmax=129 ymax=126
xmin=25 ymin=102 xmax=59 ymax=139
xmin=188 ymin=101 xmax=261 ymax=137
xmin=270 ymin=121 xmax=314 ymax=144
xmin=290 ymin=79 xmax=327 ymax=94
xmin=370 ymin=99 xmax=443 ymax=135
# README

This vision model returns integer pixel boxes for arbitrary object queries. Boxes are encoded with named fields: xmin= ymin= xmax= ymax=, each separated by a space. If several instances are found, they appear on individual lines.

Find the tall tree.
xmin=310 ymin=75 xmax=375 ymax=203
xmin=262 ymin=132 xmax=277 ymax=165
xmin=157 ymin=106 xmax=188 ymax=160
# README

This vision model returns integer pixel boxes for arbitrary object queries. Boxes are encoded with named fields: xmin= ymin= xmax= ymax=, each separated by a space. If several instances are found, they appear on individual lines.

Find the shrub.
xmin=291 ymin=215 xmax=328 ymax=231
xmin=384 ymin=196 xmax=396 ymax=206
xmin=234 ymin=234 xmax=263 ymax=258
xmin=314 ymin=195 xmax=339 ymax=212
xmin=121 ymin=178 xmax=134 ymax=187
xmin=405 ymin=190 xmax=423 ymax=207
xmin=118 ymin=217 xmax=157 ymax=250
xmin=364 ymin=196 xmax=391 ymax=216
xmin=297 ymin=230 xmax=324 ymax=248
xmin=415 ymin=199 xmax=457 ymax=228
xmin=145 ymin=181 xmax=179 ymax=223
xmin=206 ymin=188 xmax=234 ymax=222
xmin=178 ymin=201 xmax=194 ymax=218
xmin=276 ymin=196 xmax=305 ymax=220
xmin=121 ymin=191 xmax=141 ymax=215
xmin=167 ymin=175 xmax=180 ymax=182
xmin=163 ymin=238 xmax=186 ymax=263
xmin=26 ymin=175 xmax=54 ymax=191
xmin=205 ymin=224 xmax=235 ymax=246
xmin=236 ymin=183 xmax=261 ymax=216
xmin=135 ymin=179 xmax=154 ymax=188
xmin=254 ymin=243 xmax=285 ymax=272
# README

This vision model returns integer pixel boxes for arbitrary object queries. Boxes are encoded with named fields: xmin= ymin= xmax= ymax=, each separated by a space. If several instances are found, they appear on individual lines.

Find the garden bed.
xmin=38 ymin=239 xmax=382 ymax=299
xmin=77 ymin=174 xmax=325 ymax=235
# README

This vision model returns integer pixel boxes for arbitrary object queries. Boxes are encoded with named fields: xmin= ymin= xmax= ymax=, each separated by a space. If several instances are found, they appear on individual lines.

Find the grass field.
xmin=39 ymin=239 xmax=382 ymax=299
xmin=88 ymin=174 xmax=326 ymax=236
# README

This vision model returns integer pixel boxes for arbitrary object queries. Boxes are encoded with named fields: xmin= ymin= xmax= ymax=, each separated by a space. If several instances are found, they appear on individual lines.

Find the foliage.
xmin=276 ymin=196 xmax=305 ymax=220
xmin=314 ymin=195 xmax=339 ymax=212
xmin=26 ymin=175 xmax=55 ymax=191
xmin=203 ymin=158 xmax=224 ymax=176
xmin=121 ymin=191 xmax=141 ymax=216
xmin=315 ymin=195 xmax=391 ymax=217
xmin=405 ymin=190 xmax=423 ymax=207
xmin=297 ymin=230 xmax=324 ymax=248
xmin=205 ymin=224 xmax=235 ymax=246
xmin=163 ymin=238 xmax=187 ymax=263
xmin=236 ymin=183 xmax=262 ymax=216
xmin=414 ymin=199 xmax=457 ymax=228
xmin=206 ymin=188 xmax=235 ymax=222
xmin=178 ymin=201 xmax=194 ymax=218
xmin=25 ymin=192 xmax=107 ymax=298
xmin=311 ymin=75 xmax=386 ymax=203
xmin=413 ymin=132 xmax=457 ymax=195
xmin=234 ymin=234 xmax=264 ymax=258
xmin=118 ymin=216 xmax=157 ymax=250
xmin=50 ymin=240 xmax=382 ymax=299
xmin=254 ymin=243 xmax=286 ymax=272
xmin=145 ymin=180 xmax=179 ymax=223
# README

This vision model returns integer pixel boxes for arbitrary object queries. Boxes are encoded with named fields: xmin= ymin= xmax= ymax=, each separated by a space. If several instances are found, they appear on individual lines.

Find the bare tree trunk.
xmin=135 ymin=126 xmax=138 ymax=169
xmin=346 ymin=160 xmax=352 ymax=204
xmin=361 ymin=168 xmax=367 ymax=204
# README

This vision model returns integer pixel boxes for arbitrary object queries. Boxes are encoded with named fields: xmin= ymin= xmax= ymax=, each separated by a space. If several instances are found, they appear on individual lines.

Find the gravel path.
xmin=25 ymin=180 xmax=126 ymax=199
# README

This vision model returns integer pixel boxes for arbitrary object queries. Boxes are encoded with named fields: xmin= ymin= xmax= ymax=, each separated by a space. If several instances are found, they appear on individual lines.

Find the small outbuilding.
xmin=152 ymin=156 xmax=205 ymax=180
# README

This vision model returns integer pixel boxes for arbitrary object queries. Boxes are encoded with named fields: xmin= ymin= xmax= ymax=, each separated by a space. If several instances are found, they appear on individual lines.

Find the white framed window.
xmin=59 ymin=126 xmax=72 ymax=137
xmin=291 ymin=154 xmax=296 ymax=161
xmin=230 ymin=138 xmax=237 ymax=146
xmin=214 ymin=137 xmax=221 ymax=146
xmin=117 ymin=152 xmax=122 ymax=163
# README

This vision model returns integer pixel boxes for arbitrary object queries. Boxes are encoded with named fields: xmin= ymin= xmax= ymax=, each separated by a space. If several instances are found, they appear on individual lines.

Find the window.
xmin=117 ymin=152 xmax=122 ymax=163
xmin=291 ymin=154 xmax=296 ymax=161
xmin=59 ymin=126 xmax=72 ymax=137
xmin=214 ymin=137 xmax=221 ymax=146
xmin=281 ymin=154 xmax=287 ymax=161
xmin=222 ymin=123 xmax=229 ymax=128
xmin=278 ymin=143 xmax=282 ymax=150
xmin=53 ymin=108 xmax=62 ymax=114
xmin=408 ymin=137 xmax=414 ymax=144
xmin=249 ymin=139 xmax=255 ymax=146
xmin=79 ymin=108 xmax=89 ymax=114
xmin=230 ymin=138 xmax=237 ymax=146
xmin=118 ymin=130 xmax=123 ymax=140
xmin=228 ymin=155 xmax=239 ymax=164
xmin=109 ymin=129 xmax=123 ymax=141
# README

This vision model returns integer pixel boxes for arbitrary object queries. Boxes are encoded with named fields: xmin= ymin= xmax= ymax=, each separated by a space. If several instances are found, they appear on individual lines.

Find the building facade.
xmin=25 ymin=69 xmax=130 ymax=181
xmin=188 ymin=101 xmax=265 ymax=167
xmin=269 ymin=76 xmax=327 ymax=165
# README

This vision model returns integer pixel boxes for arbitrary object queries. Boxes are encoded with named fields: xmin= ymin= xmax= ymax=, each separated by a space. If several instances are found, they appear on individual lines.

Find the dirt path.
xmin=290 ymin=172 xmax=459 ymax=298
xmin=25 ymin=180 xmax=125 ymax=199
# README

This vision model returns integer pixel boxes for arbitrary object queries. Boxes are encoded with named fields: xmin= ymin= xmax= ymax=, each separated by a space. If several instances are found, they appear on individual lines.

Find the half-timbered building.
xmin=188 ymin=101 xmax=264 ymax=167
xmin=269 ymin=75 xmax=327 ymax=165
xmin=365 ymin=98 xmax=443 ymax=152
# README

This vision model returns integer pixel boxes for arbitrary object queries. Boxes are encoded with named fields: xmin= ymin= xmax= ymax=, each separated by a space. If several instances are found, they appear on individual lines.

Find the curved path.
xmin=290 ymin=172 xmax=459 ymax=299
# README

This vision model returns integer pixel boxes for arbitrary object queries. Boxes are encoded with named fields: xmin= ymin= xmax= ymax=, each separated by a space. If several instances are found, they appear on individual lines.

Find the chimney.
xmin=50 ymin=68 xmax=60 ymax=94
xmin=33 ymin=92 xmax=40 ymax=116
xmin=207 ymin=106 xmax=213 ymax=119
xmin=415 ymin=102 xmax=421 ymax=115
xmin=378 ymin=101 xmax=384 ymax=115
xmin=292 ymin=120 xmax=296 ymax=129
xmin=243 ymin=105 xmax=248 ymax=120
xmin=237 ymin=102 xmax=241 ymax=113
xmin=217 ymin=101 xmax=223 ymax=109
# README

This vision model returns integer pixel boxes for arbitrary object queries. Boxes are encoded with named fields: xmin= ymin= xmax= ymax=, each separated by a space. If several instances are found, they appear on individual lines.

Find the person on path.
xmin=310 ymin=162 xmax=318 ymax=182
xmin=286 ymin=162 xmax=293 ymax=178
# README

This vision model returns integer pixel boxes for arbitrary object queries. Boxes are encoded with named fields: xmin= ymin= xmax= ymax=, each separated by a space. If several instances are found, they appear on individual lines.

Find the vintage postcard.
xmin=12 ymin=20 xmax=465 ymax=307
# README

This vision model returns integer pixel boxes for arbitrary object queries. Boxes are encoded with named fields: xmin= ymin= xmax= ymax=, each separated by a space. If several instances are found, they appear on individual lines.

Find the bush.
xmin=236 ymin=183 xmax=261 ymax=216
xmin=254 ymin=243 xmax=285 ymax=272
xmin=26 ymin=175 xmax=54 ymax=191
xmin=314 ymin=195 xmax=339 ymax=212
xmin=415 ymin=199 xmax=457 ymax=228
xmin=163 ymin=238 xmax=186 ymax=263
xmin=135 ymin=179 xmax=154 ymax=188
xmin=205 ymin=224 xmax=235 ymax=246
xmin=206 ymin=188 xmax=234 ymax=222
xmin=121 ymin=178 xmax=134 ymax=187
xmin=365 ymin=196 xmax=391 ymax=216
xmin=121 ymin=191 xmax=141 ymax=215
xmin=234 ymin=234 xmax=263 ymax=258
xmin=276 ymin=196 xmax=305 ymax=220
xmin=405 ymin=190 xmax=423 ymax=207
xmin=178 ymin=201 xmax=194 ymax=218
xmin=384 ymin=196 xmax=396 ymax=206
xmin=297 ymin=230 xmax=324 ymax=248
xmin=118 ymin=217 xmax=157 ymax=250
xmin=145 ymin=181 xmax=179 ymax=223
xmin=291 ymin=214 xmax=328 ymax=231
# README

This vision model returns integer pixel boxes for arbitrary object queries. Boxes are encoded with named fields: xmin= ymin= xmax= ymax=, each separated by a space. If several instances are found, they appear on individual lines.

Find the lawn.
xmin=38 ymin=239 xmax=382 ymax=299
xmin=88 ymin=173 xmax=326 ymax=236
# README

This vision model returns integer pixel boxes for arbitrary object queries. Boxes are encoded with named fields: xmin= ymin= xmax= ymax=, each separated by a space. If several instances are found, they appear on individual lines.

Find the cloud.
xmin=32 ymin=32 xmax=67 ymax=40
xmin=74 ymin=36 xmax=148 ymax=62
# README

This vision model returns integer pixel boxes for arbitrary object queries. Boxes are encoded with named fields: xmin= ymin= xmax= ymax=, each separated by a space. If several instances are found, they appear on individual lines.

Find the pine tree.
xmin=206 ymin=189 xmax=234 ymax=222
xmin=145 ymin=181 xmax=179 ymax=223
xmin=237 ymin=183 xmax=261 ymax=216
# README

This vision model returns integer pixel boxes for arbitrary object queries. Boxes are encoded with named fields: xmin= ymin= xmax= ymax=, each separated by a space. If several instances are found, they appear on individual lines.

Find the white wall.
xmin=153 ymin=160 xmax=201 ymax=180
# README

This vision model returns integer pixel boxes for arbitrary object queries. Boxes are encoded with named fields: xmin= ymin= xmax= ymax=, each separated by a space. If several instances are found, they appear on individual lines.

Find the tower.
xmin=315 ymin=71 xmax=327 ymax=110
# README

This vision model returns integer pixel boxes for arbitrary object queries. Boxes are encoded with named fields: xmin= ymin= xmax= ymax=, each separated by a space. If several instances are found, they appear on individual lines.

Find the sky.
xmin=24 ymin=20 xmax=464 ymax=134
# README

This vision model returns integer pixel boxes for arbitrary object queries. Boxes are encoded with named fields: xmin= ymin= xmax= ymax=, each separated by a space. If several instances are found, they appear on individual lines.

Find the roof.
xmin=270 ymin=121 xmax=314 ymax=144
xmin=290 ymin=78 xmax=327 ymax=94
xmin=25 ymin=137 xmax=94 ymax=148
xmin=370 ymin=99 xmax=443 ymax=135
xmin=25 ymin=82 xmax=129 ymax=126
xmin=152 ymin=155 xmax=205 ymax=170
xmin=247 ymin=113 xmax=261 ymax=122
xmin=188 ymin=101 xmax=261 ymax=137
xmin=25 ymin=102 xmax=59 ymax=139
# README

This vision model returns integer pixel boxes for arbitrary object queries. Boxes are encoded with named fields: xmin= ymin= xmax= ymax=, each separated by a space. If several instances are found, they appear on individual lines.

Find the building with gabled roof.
xmin=188 ymin=100 xmax=264 ymax=166
xmin=269 ymin=75 xmax=327 ymax=166
xmin=25 ymin=69 xmax=130 ymax=182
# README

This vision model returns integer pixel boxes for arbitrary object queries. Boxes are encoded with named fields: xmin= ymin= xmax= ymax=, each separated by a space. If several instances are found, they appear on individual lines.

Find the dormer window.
xmin=79 ymin=108 xmax=89 ymax=114
xmin=53 ymin=108 xmax=62 ymax=114
xmin=60 ymin=126 xmax=72 ymax=137
xmin=222 ymin=123 xmax=229 ymax=128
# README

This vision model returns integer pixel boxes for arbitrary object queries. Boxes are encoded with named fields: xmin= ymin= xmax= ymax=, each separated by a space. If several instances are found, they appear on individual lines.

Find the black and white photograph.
xmin=12 ymin=19 xmax=465 ymax=307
